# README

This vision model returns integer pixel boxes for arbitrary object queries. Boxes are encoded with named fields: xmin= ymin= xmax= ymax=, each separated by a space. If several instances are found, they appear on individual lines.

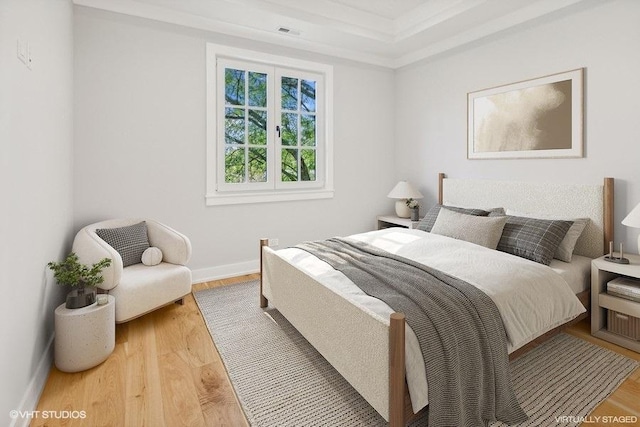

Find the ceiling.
xmin=73 ymin=0 xmax=587 ymax=68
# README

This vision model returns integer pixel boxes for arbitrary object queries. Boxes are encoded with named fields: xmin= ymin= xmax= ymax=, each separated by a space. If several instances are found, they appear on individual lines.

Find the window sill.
xmin=205 ymin=189 xmax=334 ymax=206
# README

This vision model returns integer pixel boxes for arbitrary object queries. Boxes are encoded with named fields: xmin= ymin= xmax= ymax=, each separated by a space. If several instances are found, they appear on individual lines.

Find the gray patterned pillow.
xmin=497 ymin=216 xmax=573 ymax=265
xmin=416 ymin=205 xmax=490 ymax=232
xmin=505 ymin=209 xmax=589 ymax=262
xmin=96 ymin=221 xmax=150 ymax=267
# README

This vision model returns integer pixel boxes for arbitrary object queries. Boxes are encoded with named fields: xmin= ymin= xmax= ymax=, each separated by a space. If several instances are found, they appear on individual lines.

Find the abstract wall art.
xmin=468 ymin=69 xmax=583 ymax=159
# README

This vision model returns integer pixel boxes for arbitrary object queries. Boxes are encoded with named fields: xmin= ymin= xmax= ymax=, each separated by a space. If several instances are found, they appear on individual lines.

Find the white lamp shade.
xmin=622 ymin=202 xmax=640 ymax=255
xmin=622 ymin=203 xmax=640 ymax=228
xmin=387 ymin=181 xmax=423 ymax=200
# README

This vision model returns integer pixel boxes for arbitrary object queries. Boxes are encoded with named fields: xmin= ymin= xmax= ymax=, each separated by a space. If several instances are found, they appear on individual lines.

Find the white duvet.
xmin=278 ymin=228 xmax=586 ymax=413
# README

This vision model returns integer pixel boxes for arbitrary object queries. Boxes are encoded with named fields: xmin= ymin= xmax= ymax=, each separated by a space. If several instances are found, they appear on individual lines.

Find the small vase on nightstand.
xmin=410 ymin=208 xmax=419 ymax=221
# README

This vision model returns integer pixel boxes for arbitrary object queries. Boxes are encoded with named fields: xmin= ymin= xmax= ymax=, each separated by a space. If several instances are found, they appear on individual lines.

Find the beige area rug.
xmin=194 ymin=280 xmax=638 ymax=427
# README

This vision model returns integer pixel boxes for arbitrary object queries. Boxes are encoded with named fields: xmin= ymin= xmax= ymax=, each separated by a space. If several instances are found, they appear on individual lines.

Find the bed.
xmin=259 ymin=174 xmax=614 ymax=426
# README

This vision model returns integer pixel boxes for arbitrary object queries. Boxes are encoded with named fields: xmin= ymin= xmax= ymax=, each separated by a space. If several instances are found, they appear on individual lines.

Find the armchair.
xmin=72 ymin=218 xmax=192 ymax=323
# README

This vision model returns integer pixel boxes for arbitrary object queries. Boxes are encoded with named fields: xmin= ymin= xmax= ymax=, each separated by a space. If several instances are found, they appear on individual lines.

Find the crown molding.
xmin=73 ymin=0 xmax=587 ymax=69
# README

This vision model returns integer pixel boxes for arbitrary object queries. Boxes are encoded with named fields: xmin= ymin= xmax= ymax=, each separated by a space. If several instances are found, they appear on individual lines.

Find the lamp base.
xmin=395 ymin=200 xmax=410 ymax=218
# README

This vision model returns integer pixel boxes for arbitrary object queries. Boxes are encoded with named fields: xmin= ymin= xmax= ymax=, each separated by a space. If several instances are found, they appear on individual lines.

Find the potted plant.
xmin=47 ymin=253 xmax=112 ymax=309
xmin=406 ymin=199 xmax=420 ymax=221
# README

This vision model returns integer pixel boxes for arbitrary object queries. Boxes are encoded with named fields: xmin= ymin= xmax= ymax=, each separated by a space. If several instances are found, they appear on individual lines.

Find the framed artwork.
xmin=467 ymin=68 xmax=583 ymax=159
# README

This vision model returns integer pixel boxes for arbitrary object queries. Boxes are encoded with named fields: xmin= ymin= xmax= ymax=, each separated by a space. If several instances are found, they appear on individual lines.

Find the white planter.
xmin=54 ymin=295 xmax=115 ymax=372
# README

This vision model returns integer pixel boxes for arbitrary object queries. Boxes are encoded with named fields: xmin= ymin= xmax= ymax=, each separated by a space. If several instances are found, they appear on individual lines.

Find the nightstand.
xmin=591 ymin=254 xmax=640 ymax=352
xmin=377 ymin=215 xmax=420 ymax=230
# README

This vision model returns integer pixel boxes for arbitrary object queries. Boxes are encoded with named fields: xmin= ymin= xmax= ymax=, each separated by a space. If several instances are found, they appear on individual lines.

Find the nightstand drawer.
xmin=599 ymin=293 xmax=640 ymax=317
xmin=608 ymin=310 xmax=640 ymax=340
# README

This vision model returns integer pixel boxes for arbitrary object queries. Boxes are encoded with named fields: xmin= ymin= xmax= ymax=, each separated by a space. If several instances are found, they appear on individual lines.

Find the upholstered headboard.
xmin=438 ymin=174 xmax=614 ymax=259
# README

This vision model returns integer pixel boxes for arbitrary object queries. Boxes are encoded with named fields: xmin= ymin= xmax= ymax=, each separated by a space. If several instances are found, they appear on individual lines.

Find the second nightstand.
xmin=591 ymin=254 xmax=640 ymax=353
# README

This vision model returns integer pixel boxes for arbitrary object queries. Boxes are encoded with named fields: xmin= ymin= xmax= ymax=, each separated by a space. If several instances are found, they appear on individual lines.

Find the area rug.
xmin=194 ymin=280 xmax=638 ymax=427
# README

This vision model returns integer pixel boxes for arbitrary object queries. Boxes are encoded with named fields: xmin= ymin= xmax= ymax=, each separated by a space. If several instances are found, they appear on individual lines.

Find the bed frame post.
xmin=603 ymin=177 xmax=614 ymax=254
xmin=438 ymin=173 xmax=446 ymax=205
xmin=259 ymin=238 xmax=269 ymax=308
xmin=389 ymin=312 xmax=406 ymax=427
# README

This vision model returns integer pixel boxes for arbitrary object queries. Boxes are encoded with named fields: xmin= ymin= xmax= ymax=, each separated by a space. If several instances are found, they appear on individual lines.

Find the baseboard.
xmin=10 ymin=333 xmax=54 ymax=427
xmin=191 ymin=259 xmax=259 ymax=284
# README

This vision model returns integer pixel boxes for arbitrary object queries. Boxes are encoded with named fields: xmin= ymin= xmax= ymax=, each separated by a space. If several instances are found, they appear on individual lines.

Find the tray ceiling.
xmin=74 ymin=0 xmax=587 ymax=68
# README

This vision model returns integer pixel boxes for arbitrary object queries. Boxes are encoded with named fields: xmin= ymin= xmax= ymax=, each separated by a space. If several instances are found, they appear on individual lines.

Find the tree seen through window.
xmin=224 ymin=68 xmax=317 ymax=184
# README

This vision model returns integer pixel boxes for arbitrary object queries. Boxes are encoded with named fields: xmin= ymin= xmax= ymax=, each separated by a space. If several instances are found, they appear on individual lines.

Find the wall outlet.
xmin=269 ymin=238 xmax=279 ymax=247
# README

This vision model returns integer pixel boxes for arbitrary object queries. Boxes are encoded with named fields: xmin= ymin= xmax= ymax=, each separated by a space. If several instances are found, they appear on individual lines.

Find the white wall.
xmin=0 ymin=0 xmax=74 ymax=425
xmin=395 ymin=0 xmax=640 ymax=251
xmin=73 ymin=7 xmax=396 ymax=279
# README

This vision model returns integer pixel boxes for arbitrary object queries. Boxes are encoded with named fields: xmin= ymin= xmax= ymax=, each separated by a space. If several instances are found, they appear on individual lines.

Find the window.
xmin=206 ymin=44 xmax=334 ymax=205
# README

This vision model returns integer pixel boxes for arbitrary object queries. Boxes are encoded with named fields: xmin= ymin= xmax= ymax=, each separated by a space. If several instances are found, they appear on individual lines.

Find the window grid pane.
xmin=301 ymin=149 xmax=316 ymax=181
xmin=281 ymin=112 xmax=298 ymax=146
xmin=248 ymin=72 xmax=267 ymax=108
xmin=225 ymin=68 xmax=245 ymax=106
xmin=225 ymin=147 xmax=245 ymax=183
xmin=225 ymin=107 xmax=245 ymax=145
xmin=281 ymin=77 xmax=298 ymax=111
xmin=301 ymin=79 xmax=316 ymax=112
xmin=281 ymin=148 xmax=298 ymax=182
xmin=248 ymin=109 xmax=267 ymax=146
xmin=248 ymin=147 xmax=267 ymax=182
xmin=300 ymin=114 xmax=316 ymax=147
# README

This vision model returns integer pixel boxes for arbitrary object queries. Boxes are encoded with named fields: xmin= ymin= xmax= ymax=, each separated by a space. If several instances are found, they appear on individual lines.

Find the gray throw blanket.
xmin=297 ymin=237 xmax=528 ymax=427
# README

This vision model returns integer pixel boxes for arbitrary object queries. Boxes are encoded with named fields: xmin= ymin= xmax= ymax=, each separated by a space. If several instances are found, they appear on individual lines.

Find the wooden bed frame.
xmin=259 ymin=173 xmax=615 ymax=427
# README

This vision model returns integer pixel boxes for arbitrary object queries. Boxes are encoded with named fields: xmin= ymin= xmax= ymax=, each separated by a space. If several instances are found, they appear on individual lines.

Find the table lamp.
xmin=387 ymin=181 xmax=423 ymax=218
xmin=622 ymin=202 xmax=640 ymax=254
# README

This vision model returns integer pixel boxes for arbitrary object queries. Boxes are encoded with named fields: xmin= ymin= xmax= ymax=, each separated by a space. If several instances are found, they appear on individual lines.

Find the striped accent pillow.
xmin=416 ymin=205 xmax=490 ymax=232
xmin=505 ymin=209 xmax=589 ymax=262
xmin=497 ymin=216 xmax=573 ymax=265
xmin=96 ymin=221 xmax=150 ymax=267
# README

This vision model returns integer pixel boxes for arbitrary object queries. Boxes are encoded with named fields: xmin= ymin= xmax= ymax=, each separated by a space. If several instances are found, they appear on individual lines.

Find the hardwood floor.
xmin=33 ymin=275 xmax=640 ymax=427
xmin=33 ymin=275 xmax=255 ymax=427
xmin=563 ymin=321 xmax=640 ymax=425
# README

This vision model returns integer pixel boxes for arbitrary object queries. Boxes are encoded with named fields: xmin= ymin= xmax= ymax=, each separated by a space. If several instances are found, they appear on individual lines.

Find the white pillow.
xmin=141 ymin=247 xmax=163 ymax=266
xmin=505 ymin=209 xmax=589 ymax=263
xmin=431 ymin=208 xmax=508 ymax=249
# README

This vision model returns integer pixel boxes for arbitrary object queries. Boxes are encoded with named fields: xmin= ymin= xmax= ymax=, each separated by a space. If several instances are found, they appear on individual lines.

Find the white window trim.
xmin=206 ymin=43 xmax=334 ymax=206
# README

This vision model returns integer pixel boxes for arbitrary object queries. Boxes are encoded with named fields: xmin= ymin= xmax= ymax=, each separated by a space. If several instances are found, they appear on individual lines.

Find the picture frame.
xmin=467 ymin=68 xmax=583 ymax=159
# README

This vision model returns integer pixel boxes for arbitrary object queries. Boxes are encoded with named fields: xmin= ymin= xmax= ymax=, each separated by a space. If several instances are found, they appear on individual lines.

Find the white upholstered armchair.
xmin=72 ymin=218 xmax=192 ymax=323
